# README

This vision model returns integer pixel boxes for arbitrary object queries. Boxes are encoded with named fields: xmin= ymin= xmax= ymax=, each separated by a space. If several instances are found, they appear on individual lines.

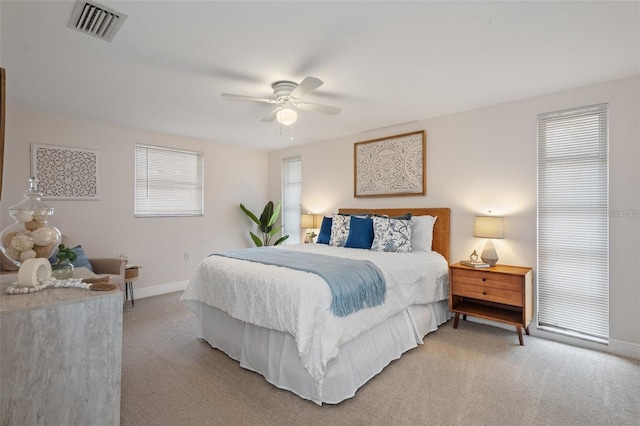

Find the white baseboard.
xmin=461 ymin=316 xmax=640 ymax=361
xmin=610 ymin=338 xmax=640 ymax=361
xmin=134 ymin=280 xmax=188 ymax=300
xmin=530 ymin=327 xmax=640 ymax=361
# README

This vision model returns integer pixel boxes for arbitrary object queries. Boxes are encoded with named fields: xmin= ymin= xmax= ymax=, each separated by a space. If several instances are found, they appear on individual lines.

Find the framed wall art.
xmin=30 ymin=143 xmax=101 ymax=200
xmin=354 ymin=130 xmax=426 ymax=198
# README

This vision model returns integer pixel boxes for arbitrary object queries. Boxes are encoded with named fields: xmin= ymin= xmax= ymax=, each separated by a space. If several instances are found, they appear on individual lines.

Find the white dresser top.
xmin=1 ymin=272 xmax=121 ymax=314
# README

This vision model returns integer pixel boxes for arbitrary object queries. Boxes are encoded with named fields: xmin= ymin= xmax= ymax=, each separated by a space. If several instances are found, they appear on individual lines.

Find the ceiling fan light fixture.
xmin=276 ymin=107 xmax=297 ymax=126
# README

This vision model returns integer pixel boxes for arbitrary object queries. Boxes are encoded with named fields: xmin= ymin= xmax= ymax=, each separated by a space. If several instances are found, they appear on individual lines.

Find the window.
xmin=537 ymin=103 xmax=609 ymax=343
xmin=282 ymin=156 xmax=301 ymax=244
xmin=135 ymin=144 xmax=204 ymax=217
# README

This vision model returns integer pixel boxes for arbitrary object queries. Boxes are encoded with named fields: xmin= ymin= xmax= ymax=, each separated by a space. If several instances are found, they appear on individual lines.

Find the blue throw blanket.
xmin=214 ymin=247 xmax=386 ymax=317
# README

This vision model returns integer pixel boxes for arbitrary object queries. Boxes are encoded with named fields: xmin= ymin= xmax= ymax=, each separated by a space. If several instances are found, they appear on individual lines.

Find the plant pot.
xmin=51 ymin=262 xmax=74 ymax=280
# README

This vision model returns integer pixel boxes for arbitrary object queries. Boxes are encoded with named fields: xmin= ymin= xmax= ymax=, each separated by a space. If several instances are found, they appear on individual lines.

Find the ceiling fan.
xmin=221 ymin=76 xmax=341 ymax=126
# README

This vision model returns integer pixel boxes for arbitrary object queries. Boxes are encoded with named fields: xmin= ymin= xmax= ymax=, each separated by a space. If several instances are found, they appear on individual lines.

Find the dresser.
xmin=449 ymin=263 xmax=533 ymax=345
xmin=0 ymin=273 xmax=122 ymax=425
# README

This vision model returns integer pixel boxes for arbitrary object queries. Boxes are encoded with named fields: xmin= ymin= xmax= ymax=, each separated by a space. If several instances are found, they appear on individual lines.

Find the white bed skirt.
xmin=185 ymin=300 xmax=450 ymax=405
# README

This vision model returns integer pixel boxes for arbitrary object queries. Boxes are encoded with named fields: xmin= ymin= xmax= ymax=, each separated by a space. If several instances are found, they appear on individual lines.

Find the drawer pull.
xmin=482 ymin=291 xmax=487 ymax=295
xmin=482 ymin=278 xmax=486 ymax=282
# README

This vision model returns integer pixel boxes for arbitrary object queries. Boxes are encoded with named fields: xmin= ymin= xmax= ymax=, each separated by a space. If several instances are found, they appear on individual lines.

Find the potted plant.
xmin=51 ymin=244 xmax=77 ymax=279
xmin=240 ymin=201 xmax=289 ymax=246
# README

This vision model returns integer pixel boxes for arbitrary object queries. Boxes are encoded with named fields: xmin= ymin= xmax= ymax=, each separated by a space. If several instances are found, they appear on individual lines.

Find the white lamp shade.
xmin=276 ymin=108 xmax=297 ymax=126
xmin=474 ymin=216 xmax=504 ymax=239
xmin=300 ymin=213 xmax=324 ymax=228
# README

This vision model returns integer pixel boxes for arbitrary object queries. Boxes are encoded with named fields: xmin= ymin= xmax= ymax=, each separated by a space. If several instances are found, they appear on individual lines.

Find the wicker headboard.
xmin=338 ymin=207 xmax=451 ymax=264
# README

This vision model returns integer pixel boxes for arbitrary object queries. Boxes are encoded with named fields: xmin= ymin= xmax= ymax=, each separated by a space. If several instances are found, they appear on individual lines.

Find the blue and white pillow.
xmin=329 ymin=214 xmax=351 ymax=247
xmin=371 ymin=217 xmax=413 ymax=253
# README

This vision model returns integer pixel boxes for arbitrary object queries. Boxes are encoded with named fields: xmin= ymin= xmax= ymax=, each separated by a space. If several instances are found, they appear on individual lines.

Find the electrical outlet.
xmin=183 ymin=252 xmax=190 ymax=261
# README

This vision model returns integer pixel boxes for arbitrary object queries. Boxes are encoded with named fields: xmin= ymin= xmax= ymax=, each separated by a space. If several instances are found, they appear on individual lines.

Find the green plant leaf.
xmin=268 ymin=225 xmax=284 ymax=237
xmin=240 ymin=203 xmax=261 ymax=227
xmin=259 ymin=201 xmax=275 ymax=232
xmin=273 ymin=235 xmax=289 ymax=246
xmin=267 ymin=202 xmax=281 ymax=227
xmin=249 ymin=231 xmax=263 ymax=247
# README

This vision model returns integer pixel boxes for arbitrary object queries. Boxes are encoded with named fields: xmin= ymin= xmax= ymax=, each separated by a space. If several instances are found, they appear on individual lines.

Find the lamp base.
xmin=481 ymin=240 xmax=499 ymax=266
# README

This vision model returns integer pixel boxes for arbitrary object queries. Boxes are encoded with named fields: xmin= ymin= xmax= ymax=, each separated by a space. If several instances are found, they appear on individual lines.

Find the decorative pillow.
xmin=371 ymin=217 xmax=413 ymax=253
xmin=410 ymin=215 xmax=437 ymax=252
xmin=329 ymin=214 xmax=351 ymax=247
xmin=345 ymin=216 xmax=374 ymax=249
xmin=71 ymin=245 xmax=94 ymax=271
xmin=317 ymin=216 xmax=332 ymax=244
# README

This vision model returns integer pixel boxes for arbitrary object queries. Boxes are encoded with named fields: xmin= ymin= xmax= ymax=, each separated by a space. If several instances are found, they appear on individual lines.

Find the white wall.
xmin=268 ymin=76 xmax=640 ymax=358
xmin=1 ymin=107 xmax=268 ymax=294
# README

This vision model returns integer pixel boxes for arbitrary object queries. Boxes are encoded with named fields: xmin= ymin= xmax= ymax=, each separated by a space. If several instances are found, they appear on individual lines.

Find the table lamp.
xmin=473 ymin=215 xmax=504 ymax=266
xmin=301 ymin=213 xmax=323 ymax=243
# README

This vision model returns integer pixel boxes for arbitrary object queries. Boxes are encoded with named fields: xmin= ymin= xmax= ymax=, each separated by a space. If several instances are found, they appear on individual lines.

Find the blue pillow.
xmin=317 ymin=216 xmax=332 ymax=244
xmin=71 ymin=245 xmax=94 ymax=271
xmin=345 ymin=216 xmax=374 ymax=249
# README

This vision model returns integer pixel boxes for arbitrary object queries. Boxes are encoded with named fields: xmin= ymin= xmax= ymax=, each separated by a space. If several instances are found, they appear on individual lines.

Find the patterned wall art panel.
xmin=30 ymin=143 xmax=100 ymax=200
xmin=354 ymin=130 xmax=426 ymax=198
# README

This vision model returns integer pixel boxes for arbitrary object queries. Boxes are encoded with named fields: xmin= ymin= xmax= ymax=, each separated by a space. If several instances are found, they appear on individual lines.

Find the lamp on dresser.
xmin=474 ymin=214 xmax=504 ymax=266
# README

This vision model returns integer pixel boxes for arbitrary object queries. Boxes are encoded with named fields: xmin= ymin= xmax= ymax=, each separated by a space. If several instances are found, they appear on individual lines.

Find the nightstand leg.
xmin=128 ymin=281 xmax=135 ymax=307
xmin=525 ymin=327 xmax=530 ymax=336
xmin=516 ymin=326 xmax=524 ymax=346
xmin=453 ymin=312 xmax=460 ymax=329
xmin=462 ymin=314 xmax=467 ymax=321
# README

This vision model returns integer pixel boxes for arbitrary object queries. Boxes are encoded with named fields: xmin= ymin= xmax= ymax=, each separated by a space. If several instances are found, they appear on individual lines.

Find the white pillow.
xmin=410 ymin=215 xmax=437 ymax=252
xmin=371 ymin=217 xmax=412 ymax=253
xmin=329 ymin=214 xmax=351 ymax=247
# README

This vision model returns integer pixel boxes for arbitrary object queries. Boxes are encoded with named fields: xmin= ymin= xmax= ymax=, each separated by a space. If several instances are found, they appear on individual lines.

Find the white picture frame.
xmin=30 ymin=143 xmax=101 ymax=200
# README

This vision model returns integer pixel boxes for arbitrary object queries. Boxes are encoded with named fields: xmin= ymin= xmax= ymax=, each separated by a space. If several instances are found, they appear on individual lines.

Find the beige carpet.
xmin=121 ymin=292 xmax=639 ymax=426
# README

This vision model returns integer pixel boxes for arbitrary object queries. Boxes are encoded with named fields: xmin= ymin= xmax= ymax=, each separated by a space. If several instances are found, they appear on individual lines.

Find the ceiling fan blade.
xmin=221 ymin=93 xmax=277 ymax=104
xmin=295 ymin=102 xmax=341 ymax=115
xmin=261 ymin=107 xmax=281 ymax=122
xmin=290 ymin=76 xmax=323 ymax=99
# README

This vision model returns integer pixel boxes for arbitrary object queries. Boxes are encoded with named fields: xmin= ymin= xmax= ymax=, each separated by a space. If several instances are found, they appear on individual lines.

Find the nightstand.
xmin=449 ymin=263 xmax=533 ymax=345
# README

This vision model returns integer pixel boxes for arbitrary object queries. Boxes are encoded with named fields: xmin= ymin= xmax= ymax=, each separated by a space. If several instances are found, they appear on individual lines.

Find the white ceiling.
xmin=2 ymin=1 xmax=639 ymax=151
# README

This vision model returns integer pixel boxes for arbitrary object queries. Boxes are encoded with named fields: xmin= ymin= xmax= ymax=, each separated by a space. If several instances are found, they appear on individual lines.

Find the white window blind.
xmin=537 ymin=103 xmax=609 ymax=343
xmin=135 ymin=144 xmax=204 ymax=217
xmin=282 ymin=156 xmax=301 ymax=244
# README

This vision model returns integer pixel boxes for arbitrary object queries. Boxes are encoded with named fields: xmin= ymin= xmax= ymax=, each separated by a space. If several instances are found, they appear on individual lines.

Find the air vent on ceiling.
xmin=67 ymin=0 xmax=127 ymax=42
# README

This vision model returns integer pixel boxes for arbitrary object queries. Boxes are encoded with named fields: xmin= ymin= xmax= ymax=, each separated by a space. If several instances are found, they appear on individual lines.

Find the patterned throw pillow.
xmin=371 ymin=217 xmax=413 ymax=253
xmin=329 ymin=214 xmax=351 ymax=247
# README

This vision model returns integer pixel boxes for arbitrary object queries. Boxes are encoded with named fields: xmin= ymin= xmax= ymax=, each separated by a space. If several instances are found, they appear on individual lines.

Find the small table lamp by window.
xmin=474 ymin=215 xmax=504 ymax=266
xmin=301 ymin=213 xmax=323 ymax=243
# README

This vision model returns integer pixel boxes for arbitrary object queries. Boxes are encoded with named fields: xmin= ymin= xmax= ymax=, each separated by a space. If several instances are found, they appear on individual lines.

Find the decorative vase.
xmin=0 ymin=178 xmax=61 ymax=268
xmin=51 ymin=261 xmax=75 ymax=280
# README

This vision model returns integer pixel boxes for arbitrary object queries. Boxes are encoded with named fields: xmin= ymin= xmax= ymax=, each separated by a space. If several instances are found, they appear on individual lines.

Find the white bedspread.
xmin=180 ymin=244 xmax=449 ymax=382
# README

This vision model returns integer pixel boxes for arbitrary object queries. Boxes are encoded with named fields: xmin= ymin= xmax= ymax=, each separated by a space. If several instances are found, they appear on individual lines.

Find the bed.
xmin=180 ymin=207 xmax=451 ymax=405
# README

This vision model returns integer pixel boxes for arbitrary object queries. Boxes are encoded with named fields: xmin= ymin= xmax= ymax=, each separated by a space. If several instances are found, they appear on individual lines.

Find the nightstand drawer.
xmin=452 ymin=282 xmax=522 ymax=306
xmin=451 ymin=268 xmax=523 ymax=292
